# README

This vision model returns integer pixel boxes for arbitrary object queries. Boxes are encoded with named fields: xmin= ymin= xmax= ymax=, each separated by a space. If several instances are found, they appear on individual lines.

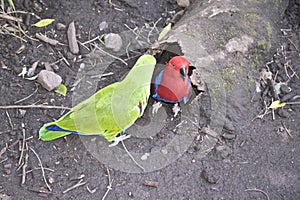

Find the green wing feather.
xmin=39 ymin=54 xmax=156 ymax=142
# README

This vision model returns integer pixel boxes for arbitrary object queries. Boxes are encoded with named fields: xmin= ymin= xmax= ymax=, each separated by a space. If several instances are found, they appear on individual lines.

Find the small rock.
xmin=104 ymin=33 xmax=123 ymax=52
xmin=48 ymin=177 xmax=55 ymax=184
xmin=99 ymin=21 xmax=108 ymax=31
xmin=37 ymin=70 xmax=62 ymax=91
xmin=280 ymin=84 xmax=291 ymax=94
xmin=202 ymin=169 xmax=219 ymax=184
xmin=277 ymin=109 xmax=290 ymax=118
xmin=4 ymin=164 xmax=12 ymax=169
xmin=222 ymin=133 xmax=236 ymax=140
xmin=18 ymin=109 xmax=27 ymax=117
xmin=177 ymin=0 xmax=190 ymax=8
xmin=56 ymin=22 xmax=66 ymax=30
xmin=216 ymin=145 xmax=232 ymax=159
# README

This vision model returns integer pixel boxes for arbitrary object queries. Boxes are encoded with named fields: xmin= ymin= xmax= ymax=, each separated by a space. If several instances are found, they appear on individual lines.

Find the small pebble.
xmin=280 ymin=84 xmax=291 ymax=94
xmin=202 ymin=169 xmax=219 ymax=184
xmin=277 ymin=109 xmax=290 ymax=118
xmin=216 ymin=145 xmax=232 ymax=159
xmin=104 ymin=33 xmax=123 ymax=52
xmin=99 ymin=21 xmax=108 ymax=31
xmin=4 ymin=164 xmax=12 ymax=169
xmin=56 ymin=23 xmax=66 ymax=30
xmin=37 ymin=70 xmax=62 ymax=91
xmin=176 ymin=0 xmax=190 ymax=7
xmin=222 ymin=133 xmax=236 ymax=140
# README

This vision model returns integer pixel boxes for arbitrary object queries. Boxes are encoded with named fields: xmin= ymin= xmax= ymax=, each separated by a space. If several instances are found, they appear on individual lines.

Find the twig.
xmin=102 ymin=167 xmax=113 ymax=200
xmin=90 ymin=72 xmax=114 ymax=79
xmin=245 ymin=188 xmax=270 ymax=200
xmin=147 ymin=18 xmax=162 ymax=43
xmin=0 ymin=104 xmax=71 ymax=110
xmin=281 ymin=121 xmax=292 ymax=138
xmin=18 ymin=123 xmax=26 ymax=166
xmin=29 ymin=147 xmax=52 ymax=191
xmin=27 ymin=187 xmax=53 ymax=195
xmin=5 ymin=111 xmax=13 ymax=129
xmin=4 ymin=10 xmax=41 ymax=19
xmin=285 ymin=101 xmax=300 ymax=105
xmin=0 ymin=13 xmax=22 ymax=22
xmin=14 ymin=86 xmax=38 ymax=104
xmin=63 ymin=179 xmax=87 ymax=194
xmin=287 ymin=38 xmax=299 ymax=51
xmin=21 ymin=151 xmax=29 ymax=185
xmin=121 ymin=141 xmax=145 ymax=171
xmin=93 ymin=45 xmax=128 ymax=66
xmin=0 ymin=140 xmax=19 ymax=157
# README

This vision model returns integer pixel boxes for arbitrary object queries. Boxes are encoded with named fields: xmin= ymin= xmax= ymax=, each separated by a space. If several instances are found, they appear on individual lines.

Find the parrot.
xmin=152 ymin=56 xmax=192 ymax=117
xmin=39 ymin=54 xmax=156 ymax=147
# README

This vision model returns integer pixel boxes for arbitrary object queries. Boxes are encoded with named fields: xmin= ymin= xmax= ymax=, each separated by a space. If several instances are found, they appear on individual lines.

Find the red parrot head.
xmin=167 ymin=56 xmax=190 ymax=81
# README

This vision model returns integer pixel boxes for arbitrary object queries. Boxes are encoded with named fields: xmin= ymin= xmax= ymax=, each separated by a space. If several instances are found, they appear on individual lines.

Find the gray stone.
xmin=177 ymin=0 xmax=190 ymax=8
xmin=37 ymin=70 xmax=62 ymax=91
xmin=104 ymin=33 xmax=123 ymax=52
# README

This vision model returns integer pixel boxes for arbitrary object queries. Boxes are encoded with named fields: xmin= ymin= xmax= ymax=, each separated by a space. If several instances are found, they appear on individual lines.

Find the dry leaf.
xmin=158 ymin=23 xmax=172 ymax=41
xmin=269 ymin=100 xmax=286 ymax=109
xmin=32 ymin=19 xmax=55 ymax=27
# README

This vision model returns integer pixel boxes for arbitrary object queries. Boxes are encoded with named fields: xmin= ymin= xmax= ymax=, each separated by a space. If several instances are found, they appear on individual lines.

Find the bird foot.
xmin=109 ymin=134 xmax=131 ymax=147
xmin=172 ymin=103 xmax=181 ymax=117
xmin=152 ymin=101 xmax=162 ymax=116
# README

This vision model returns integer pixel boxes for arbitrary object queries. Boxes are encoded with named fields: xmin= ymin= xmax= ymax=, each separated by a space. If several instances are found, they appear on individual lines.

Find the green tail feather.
xmin=39 ymin=122 xmax=72 ymax=141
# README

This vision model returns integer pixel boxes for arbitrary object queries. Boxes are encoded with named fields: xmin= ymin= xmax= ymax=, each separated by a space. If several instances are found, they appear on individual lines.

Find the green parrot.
xmin=39 ymin=54 xmax=156 ymax=146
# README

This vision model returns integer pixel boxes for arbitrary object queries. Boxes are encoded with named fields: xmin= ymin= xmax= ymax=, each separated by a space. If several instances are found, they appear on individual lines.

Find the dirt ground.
xmin=0 ymin=0 xmax=299 ymax=199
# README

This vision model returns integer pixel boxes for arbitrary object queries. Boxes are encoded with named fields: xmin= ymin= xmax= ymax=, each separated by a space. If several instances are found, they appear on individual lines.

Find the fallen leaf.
xmin=269 ymin=100 xmax=286 ymax=109
xmin=55 ymin=83 xmax=67 ymax=96
xmin=32 ymin=19 xmax=55 ymax=27
xmin=158 ymin=23 xmax=172 ymax=41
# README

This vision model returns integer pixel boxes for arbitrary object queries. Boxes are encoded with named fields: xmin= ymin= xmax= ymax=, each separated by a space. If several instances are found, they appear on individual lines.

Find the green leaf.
xmin=55 ymin=83 xmax=67 ymax=96
xmin=32 ymin=19 xmax=55 ymax=27
xmin=158 ymin=23 xmax=172 ymax=41
xmin=269 ymin=100 xmax=286 ymax=109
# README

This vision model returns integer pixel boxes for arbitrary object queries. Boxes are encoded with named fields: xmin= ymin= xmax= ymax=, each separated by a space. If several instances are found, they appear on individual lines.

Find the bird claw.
xmin=109 ymin=134 xmax=131 ymax=147
xmin=152 ymin=101 xmax=162 ymax=116
xmin=172 ymin=103 xmax=181 ymax=117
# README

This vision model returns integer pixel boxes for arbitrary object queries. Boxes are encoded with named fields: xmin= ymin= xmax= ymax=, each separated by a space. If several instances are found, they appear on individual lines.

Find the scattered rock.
xmin=37 ymin=70 xmax=62 ymax=91
xmin=18 ymin=109 xmax=27 ymax=118
xmin=222 ymin=133 xmax=236 ymax=140
xmin=56 ymin=22 xmax=66 ymax=30
xmin=104 ymin=33 xmax=123 ymax=52
xmin=190 ymin=69 xmax=205 ymax=91
xmin=67 ymin=21 xmax=79 ymax=54
xmin=201 ymin=127 xmax=219 ymax=138
xmin=215 ymin=145 xmax=232 ymax=159
xmin=202 ymin=169 xmax=219 ymax=184
xmin=177 ymin=0 xmax=190 ymax=8
xmin=143 ymin=180 xmax=158 ymax=188
xmin=27 ymin=60 xmax=39 ymax=77
xmin=4 ymin=164 xmax=12 ymax=169
xmin=99 ymin=21 xmax=108 ymax=31
xmin=280 ymin=84 xmax=291 ymax=94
